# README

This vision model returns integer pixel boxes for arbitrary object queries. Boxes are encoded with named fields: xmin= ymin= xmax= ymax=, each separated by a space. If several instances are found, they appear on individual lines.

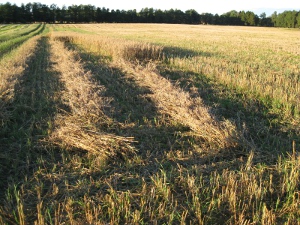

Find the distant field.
xmin=0 ymin=24 xmax=299 ymax=224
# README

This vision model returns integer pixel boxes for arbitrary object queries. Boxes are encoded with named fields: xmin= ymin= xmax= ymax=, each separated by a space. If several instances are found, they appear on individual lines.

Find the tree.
xmin=296 ymin=11 xmax=300 ymax=28
xmin=95 ymin=7 xmax=103 ymax=22
xmin=68 ymin=5 xmax=80 ymax=23
xmin=0 ymin=2 xmax=14 ymax=23
xmin=259 ymin=12 xmax=273 ymax=27
xmin=245 ymin=11 xmax=258 ymax=26
xmin=154 ymin=9 xmax=164 ymax=23
xmin=0 ymin=2 xmax=299 ymax=28
xmin=271 ymin=11 xmax=278 ymax=26
xmin=200 ymin=13 xmax=214 ymax=24
xmin=285 ymin=10 xmax=298 ymax=28
xmin=11 ymin=3 xmax=21 ymax=23
xmin=126 ymin=9 xmax=138 ymax=22
xmin=82 ymin=5 xmax=95 ymax=22
xmin=259 ymin=12 xmax=265 ymax=26
xmin=49 ymin=4 xmax=57 ymax=23
xmin=274 ymin=11 xmax=298 ymax=28
xmin=32 ymin=2 xmax=48 ymax=22
xmin=222 ymin=10 xmax=242 ymax=25
xmin=56 ymin=5 xmax=67 ymax=23
xmin=138 ymin=8 xmax=155 ymax=23
xmin=185 ymin=9 xmax=199 ymax=24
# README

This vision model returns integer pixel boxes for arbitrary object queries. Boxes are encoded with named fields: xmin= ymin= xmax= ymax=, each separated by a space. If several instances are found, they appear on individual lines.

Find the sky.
xmin=5 ymin=0 xmax=300 ymax=16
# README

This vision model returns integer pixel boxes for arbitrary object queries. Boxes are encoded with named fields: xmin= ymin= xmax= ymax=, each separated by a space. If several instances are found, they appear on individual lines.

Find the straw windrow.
xmin=48 ymin=37 xmax=136 ymax=157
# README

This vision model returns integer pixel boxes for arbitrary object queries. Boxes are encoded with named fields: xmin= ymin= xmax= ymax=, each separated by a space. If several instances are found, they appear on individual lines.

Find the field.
xmin=0 ymin=23 xmax=299 ymax=224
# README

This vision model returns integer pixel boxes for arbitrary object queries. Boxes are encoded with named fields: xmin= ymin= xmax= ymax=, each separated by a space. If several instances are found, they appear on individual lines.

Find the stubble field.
xmin=0 ymin=23 xmax=299 ymax=224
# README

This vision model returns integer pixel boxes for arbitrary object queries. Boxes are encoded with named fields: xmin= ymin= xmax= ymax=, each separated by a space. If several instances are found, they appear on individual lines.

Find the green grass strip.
xmin=0 ymin=24 xmax=30 ymax=33
xmin=0 ymin=24 xmax=45 ymax=58
xmin=0 ymin=24 xmax=26 ymax=35
xmin=0 ymin=24 xmax=21 ymax=32
xmin=0 ymin=24 xmax=40 ymax=42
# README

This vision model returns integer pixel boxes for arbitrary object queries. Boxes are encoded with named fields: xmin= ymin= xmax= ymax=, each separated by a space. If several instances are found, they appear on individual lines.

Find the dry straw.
xmin=48 ymin=36 xmax=136 ymax=157
xmin=122 ymin=62 xmax=238 ymax=149
xmin=1 ymin=25 xmax=299 ymax=225
xmin=58 ymin=32 xmax=246 ymax=150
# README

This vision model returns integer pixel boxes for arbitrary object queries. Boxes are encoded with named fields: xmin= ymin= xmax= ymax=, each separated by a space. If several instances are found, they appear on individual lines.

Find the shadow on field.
xmin=0 ymin=40 xmax=276 ymax=224
xmin=0 ymin=36 xmax=63 ymax=199
xmin=67 ymin=43 xmax=248 ymax=183
xmin=157 ymin=67 xmax=300 ymax=161
xmin=76 ymin=48 xmax=193 ymax=156
xmin=163 ymin=45 xmax=214 ymax=59
xmin=0 ymin=33 xmax=298 ymax=224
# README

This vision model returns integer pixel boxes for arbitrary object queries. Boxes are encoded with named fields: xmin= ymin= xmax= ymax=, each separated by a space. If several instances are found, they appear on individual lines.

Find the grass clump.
xmin=122 ymin=43 xmax=164 ymax=63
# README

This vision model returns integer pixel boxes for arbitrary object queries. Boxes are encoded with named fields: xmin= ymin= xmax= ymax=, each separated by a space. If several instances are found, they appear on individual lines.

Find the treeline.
xmin=1 ymin=2 xmax=300 ymax=28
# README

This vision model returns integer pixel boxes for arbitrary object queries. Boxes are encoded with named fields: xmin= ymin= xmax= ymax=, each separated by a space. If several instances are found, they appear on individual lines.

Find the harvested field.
xmin=0 ymin=24 xmax=299 ymax=224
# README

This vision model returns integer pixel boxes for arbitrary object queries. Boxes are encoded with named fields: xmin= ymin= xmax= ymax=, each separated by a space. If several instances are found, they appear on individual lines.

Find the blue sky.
xmin=6 ymin=0 xmax=300 ymax=16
